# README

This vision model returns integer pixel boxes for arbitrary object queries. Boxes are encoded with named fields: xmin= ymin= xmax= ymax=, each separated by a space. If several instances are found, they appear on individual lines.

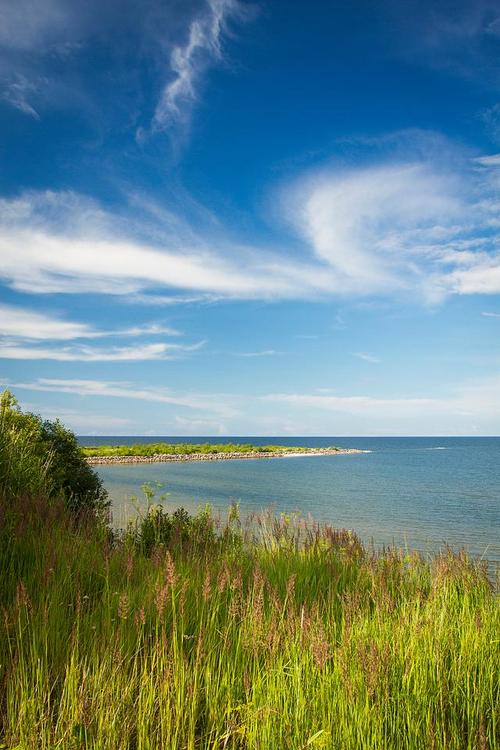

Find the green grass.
xmin=1 ymin=393 xmax=498 ymax=748
xmin=81 ymin=442 xmax=322 ymax=458
xmin=0 ymin=495 xmax=498 ymax=750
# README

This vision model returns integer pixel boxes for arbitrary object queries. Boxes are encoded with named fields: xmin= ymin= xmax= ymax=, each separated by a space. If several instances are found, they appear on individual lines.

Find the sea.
xmin=78 ymin=436 xmax=500 ymax=564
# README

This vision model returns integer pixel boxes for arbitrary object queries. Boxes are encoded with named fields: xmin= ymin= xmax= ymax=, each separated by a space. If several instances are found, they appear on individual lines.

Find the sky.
xmin=1 ymin=0 xmax=500 ymax=436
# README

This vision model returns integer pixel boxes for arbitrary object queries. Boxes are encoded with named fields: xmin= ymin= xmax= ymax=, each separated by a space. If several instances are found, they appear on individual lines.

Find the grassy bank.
xmin=1 ymin=496 xmax=498 ymax=749
xmin=81 ymin=442 xmax=323 ymax=458
xmin=1 ymin=392 xmax=499 ymax=749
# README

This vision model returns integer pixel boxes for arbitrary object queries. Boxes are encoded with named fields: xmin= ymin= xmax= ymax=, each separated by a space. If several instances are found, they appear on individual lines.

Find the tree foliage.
xmin=0 ymin=390 xmax=108 ymax=517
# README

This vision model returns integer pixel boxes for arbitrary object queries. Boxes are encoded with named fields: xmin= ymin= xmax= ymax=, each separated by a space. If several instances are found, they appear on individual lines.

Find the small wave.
xmin=427 ymin=446 xmax=447 ymax=450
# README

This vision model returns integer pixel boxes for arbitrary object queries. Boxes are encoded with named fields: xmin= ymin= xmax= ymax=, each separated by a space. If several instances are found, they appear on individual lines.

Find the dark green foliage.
xmin=39 ymin=418 xmax=109 ymax=517
xmin=0 ymin=390 xmax=108 ymax=517
xmin=125 ymin=497 xmax=217 ymax=555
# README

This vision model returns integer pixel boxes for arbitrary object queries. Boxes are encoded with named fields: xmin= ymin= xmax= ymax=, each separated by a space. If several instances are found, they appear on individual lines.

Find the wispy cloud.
xmin=262 ymin=376 xmax=500 ymax=421
xmin=0 ymin=303 xmax=96 ymax=340
xmin=238 ymin=349 xmax=279 ymax=358
xmin=0 ymin=302 xmax=180 ymax=340
xmin=151 ymin=0 xmax=246 ymax=134
xmin=1 ymin=135 xmax=500 ymax=304
xmin=2 ymin=76 xmax=41 ymax=119
xmin=21 ymin=404 xmax=131 ymax=434
xmin=0 ymin=341 xmax=203 ymax=362
xmin=482 ymin=311 xmax=500 ymax=317
xmin=127 ymin=293 xmax=222 ymax=307
xmin=475 ymin=153 xmax=500 ymax=166
xmin=352 ymin=352 xmax=380 ymax=363
xmin=0 ymin=191 xmax=336 ymax=300
xmin=7 ymin=378 xmax=239 ymax=418
xmin=283 ymin=140 xmax=500 ymax=301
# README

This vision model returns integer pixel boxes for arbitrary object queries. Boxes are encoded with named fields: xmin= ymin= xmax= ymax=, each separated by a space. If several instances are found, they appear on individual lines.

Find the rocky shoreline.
xmin=86 ymin=447 xmax=366 ymax=465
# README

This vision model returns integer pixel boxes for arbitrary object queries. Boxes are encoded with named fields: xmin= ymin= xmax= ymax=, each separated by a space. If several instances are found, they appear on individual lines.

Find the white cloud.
xmin=239 ymin=349 xmax=279 ymax=357
xmin=283 ymin=153 xmax=500 ymax=301
xmin=128 ymin=293 xmax=223 ymax=306
xmin=475 ymin=153 xmax=500 ymax=166
xmin=262 ymin=376 xmax=500 ymax=422
xmin=2 ymin=76 xmax=41 ymax=118
xmin=115 ymin=323 xmax=180 ymax=337
xmin=0 ymin=303 xmax=182 ymax=356
xmin=0 ymin=192 xmax=336 ymax=299
xmin=8 ymin=378 xmax=239 ymax=417
xmin=482 ymin=311 xmax=500 ymax=317
xmin=174 ymin=415 xmax=228 ymax=435
xmin=1 ymin=139 xmax=500 ymax=304
xmin=0 ymin=341 xmax=202 ymax=362
xmin=8 ymin=374 xmax=500 ymax=435
xmin=21 ymin=403 xmax=131 ymax=433
xmin=152 ymin=0 xmax=245 ymax=133
xmin=443 ymin=255 xmax=500 ymax=294
xmin=352 ymin=352 xmax=380 ymax=363
xmin=0 ymin=303 xmax=95 ymax=340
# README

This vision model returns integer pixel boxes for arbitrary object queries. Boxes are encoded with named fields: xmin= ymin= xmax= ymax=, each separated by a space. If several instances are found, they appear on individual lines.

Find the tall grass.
xmin=0 ymin=392 xmax=54 ymax=499
xmin=1 ymin=394 xmax=498 ymax=748
xmin=1 ymin=496 xmax=498 ymax=749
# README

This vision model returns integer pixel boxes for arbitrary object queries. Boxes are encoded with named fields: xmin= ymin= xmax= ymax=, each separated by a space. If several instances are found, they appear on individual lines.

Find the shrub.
xmin=123 ymin=484 xmax=217 ymax=555
xmin=0 ymin=390 xmax=108 ymax=517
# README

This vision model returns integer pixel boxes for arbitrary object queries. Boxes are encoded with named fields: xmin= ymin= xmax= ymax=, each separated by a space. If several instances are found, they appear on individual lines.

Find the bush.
xmin=125 ymin=496 xmax=217 ymax=555
xmin=0 ymin=390 xmax=108 ymax=517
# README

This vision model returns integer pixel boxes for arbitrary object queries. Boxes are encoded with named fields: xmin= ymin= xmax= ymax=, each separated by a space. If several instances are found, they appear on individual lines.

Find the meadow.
xmin=0 ymin=391 xmax=498 ymax=749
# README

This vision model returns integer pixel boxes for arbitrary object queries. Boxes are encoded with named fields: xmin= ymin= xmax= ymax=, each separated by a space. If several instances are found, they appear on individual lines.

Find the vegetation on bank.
xmin=0 ymin=391 xmax=498 ymax=749
xmin=0 ymin=390 xmax=108 ymax=516
xmin=81 ymin=442 xmax=324 ymax=458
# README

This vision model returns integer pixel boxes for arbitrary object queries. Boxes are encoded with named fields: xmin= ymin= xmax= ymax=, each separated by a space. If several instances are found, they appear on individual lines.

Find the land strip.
xmin=84 ymin=445 xmax=366 ymax=465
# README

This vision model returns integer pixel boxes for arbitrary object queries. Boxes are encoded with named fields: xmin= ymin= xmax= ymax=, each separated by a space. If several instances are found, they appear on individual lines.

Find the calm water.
xmin=79 ymin=436 xmax=500 ymax=563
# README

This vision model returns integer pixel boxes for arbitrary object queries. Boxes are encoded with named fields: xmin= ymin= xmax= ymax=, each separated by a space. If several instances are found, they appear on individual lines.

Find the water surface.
xmin=79 ymin=436 xmax=500 ymax=562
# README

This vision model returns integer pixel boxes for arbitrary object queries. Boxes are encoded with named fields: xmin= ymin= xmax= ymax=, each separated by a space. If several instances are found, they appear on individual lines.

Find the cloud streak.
xmin=0 ymin=303 xmax=181 ymax=340
xmin=1 ymin=138 xmax=500 ymax=304
xmin=7 ymin=374 xmax=500 ymax=435
xmin=0 ymin=341 xmax=202 ymax=362
xmin=2 ymin=76 xmax=41 ymax=119
xmin=262 ymin=376 xmax=500 ymax=421
xmin=152 ymin=0 xmax=245 ymax=133
xmin=352 ymin=352 xmax=380 ymax=363
xmin=6 ymin=378 xmax=239 ymax=418
xmin=238 ymin=349 xmax=279 ymax=358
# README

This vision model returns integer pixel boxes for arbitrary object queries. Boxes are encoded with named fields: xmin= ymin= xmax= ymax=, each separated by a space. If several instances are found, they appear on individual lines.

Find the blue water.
xmin=79 ymin=436 xmax=500 ymax=563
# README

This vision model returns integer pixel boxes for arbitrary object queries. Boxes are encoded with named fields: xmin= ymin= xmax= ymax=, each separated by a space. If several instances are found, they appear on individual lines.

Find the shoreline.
xmin=86 ymin=447 xmax=367 ymax=465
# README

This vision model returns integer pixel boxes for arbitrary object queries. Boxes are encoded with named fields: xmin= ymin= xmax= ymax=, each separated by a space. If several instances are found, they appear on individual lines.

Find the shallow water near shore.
xmin=79 ymin=436 xmax=500 ymax=563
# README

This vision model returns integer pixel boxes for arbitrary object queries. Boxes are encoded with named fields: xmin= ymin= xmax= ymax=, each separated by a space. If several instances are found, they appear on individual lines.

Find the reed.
xmin=1 ymin=394 xmax=498 ymax=749
xmin=0 ymin=496 xmax=498 ymax=750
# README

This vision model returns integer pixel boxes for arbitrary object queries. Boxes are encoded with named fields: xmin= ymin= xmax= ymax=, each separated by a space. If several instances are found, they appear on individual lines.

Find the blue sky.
xmin=1 ymin=0 xmax=500 ymax=435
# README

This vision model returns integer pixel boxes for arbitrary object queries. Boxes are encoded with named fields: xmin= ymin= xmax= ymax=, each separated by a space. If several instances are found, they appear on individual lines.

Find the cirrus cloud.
xmin=1 ymin=139 xmax=500 ymax=304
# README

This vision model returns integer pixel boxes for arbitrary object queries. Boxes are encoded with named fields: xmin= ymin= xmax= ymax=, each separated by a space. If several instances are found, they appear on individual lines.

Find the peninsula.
xmin=83 ymin=442 xmax=366 ymax=465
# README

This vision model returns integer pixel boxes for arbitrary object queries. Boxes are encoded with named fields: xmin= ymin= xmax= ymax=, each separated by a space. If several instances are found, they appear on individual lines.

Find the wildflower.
xmin=134 ymin=607 xmax=146 ymax=627
xmin=118 ymin=593 xmax=129 ymax=620
xmin=165 ymin=551 xmax=177 ymax=588
xmin=202 ymin=571 xmax=212 ymax=602
xmin=125 ymin=553 xmax=134 ymax=581
xmin=155 ymin=583 xmax=168 ymax=618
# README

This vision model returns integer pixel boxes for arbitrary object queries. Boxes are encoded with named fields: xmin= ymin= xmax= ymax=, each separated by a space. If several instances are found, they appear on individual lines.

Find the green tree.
xmin=0 ymin=390 xmax=108 ymax=517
